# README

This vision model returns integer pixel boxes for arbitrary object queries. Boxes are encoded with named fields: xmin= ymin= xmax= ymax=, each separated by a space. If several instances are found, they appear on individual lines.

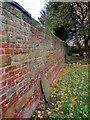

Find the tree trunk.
xmin=78 ymin=48 xmax=84 ymax=56
xmin=74 ymin=26 xmax=84 ymax=57
xmin=84 ymin=36 xmax=90 ymax=57
xmin=76 ymin=37 xmax=84 ymax=56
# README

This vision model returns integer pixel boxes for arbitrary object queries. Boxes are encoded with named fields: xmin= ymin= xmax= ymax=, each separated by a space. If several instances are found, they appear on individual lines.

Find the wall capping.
xmin=2 ymin=0 xmax=31 ymax=18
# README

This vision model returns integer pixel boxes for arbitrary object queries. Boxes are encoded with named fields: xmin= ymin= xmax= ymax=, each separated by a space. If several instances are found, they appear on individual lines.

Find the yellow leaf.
xmin=57 ymin=101 xmax=61 ymax=108
xmin=55 ymin=108 xmax=59 ymax=112
xmin=47 ymin=111 xmax=51 ymax=115
xmin=61 ymin=100 xmax=64 ymax=104
xmin=70 ymin=113 xmax=73 ymax=117
xmin=60 ymin=111 xmax=64 ymax=115
xmin=37 ymin=110 xmax=41 ymax=114
xmin=52 ymin=102 xmax=55 ymax=105
xmin=53 ymin=95 xmax=56 ymax=98
xmin=38 ymin=114 xmax=43 ymax=119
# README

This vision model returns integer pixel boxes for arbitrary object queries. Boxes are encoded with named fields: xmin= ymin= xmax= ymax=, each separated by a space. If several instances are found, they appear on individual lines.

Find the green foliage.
xmin=45 ymin=2 xmax=90 ymax=36
xmin=44 ymin=2 xmax=90 ymax=56
xmin=45 ymin=3 xmax=74 ymax=30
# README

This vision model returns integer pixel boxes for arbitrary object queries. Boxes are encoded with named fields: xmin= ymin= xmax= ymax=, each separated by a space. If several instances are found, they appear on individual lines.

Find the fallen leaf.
xmin=61 ymin=100 xmax=64 ymax=104
xmin=38 ymin=114 xmax=43 ymax=119
xmin=57 ymin=101 xmax=61 ymax=108
xmin=60 ymin=111 xmax=64 ymax=115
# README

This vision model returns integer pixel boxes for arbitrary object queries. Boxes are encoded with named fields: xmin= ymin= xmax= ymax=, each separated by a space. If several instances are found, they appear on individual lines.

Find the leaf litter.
xmin=31 ymin=62 xmax=88 ymax=119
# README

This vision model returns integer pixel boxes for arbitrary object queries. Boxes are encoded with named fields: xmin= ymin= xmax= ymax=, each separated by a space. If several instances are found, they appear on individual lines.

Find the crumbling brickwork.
xmin=0 ymin=1 xmax=66 ymax=119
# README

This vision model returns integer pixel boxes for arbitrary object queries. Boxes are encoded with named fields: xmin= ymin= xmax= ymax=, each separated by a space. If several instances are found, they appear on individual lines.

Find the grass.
xmin=31 ymin=56 xmax=89 ymax=119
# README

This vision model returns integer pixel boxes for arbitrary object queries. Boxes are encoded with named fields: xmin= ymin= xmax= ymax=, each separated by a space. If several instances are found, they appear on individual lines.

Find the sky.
xmin=14 ymin=0 xmax=48 ymax=21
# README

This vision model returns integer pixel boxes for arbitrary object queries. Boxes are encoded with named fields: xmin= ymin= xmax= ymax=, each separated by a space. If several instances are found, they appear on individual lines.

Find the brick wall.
xmin=0 ymin=1 xmax=66 ymax=119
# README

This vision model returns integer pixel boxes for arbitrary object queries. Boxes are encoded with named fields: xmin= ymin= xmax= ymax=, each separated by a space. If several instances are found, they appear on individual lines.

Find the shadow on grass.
xmin=65 ymin=55 xmax=88 ymax=65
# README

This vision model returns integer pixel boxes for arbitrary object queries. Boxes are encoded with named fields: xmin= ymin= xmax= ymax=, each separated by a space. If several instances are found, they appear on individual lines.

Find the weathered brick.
xmin=2 ymin=106 xmax=7 ymax=114
xmin=9 ymin=71 xmax=14 ymax=77
xmin=0 ymin=43 xmax=9 ymax=48
xmin=2 ymin=104 xmax=15 ymax=118
xmin=8 ymin=82 xmax=14 ymax=88
xmin=14 ymin=69 xmax=20 ymax=74
xmin=0 ymin=80 xmax=6 ymax=87
xmin=14 ymin=43 xmax=21 ymax=48
xmin=7 ymin=86 xmax=17 ymax=96
xmin=8 ymin=99 xmax=15 ymax=107
xmin=0 ymin=48 xmax=4 ymax=54
xmin=4 ymin=48 xmax=14 ymax=54
xmin=0 ymin=73 xmax=8 ymax=80
xmin=14 ymin=49 xmax=22 ymax=54
xmin=12 ymin=113 xmax=18 ymax=118
xmin=0 ymin=68 xmax=4 ymax=74
xmin=0 ymin=54 xmax=11 ymax=67
xmin=9 ymin=43 xmax=14 ymax=48
xmin=14 ymin=95 xmax=27 ymax=112
xmin=5 ymin=65 xmax=17 ymax=73
xmin=0 ymin=86 xmax=9 ymax=95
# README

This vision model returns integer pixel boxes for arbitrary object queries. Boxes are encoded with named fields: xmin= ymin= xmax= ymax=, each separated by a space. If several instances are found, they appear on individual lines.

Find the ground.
xmin=31 ymin=56 xmax=89 ymax=119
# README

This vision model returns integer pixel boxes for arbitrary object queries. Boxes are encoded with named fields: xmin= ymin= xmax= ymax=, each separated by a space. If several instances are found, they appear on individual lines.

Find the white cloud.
xmin=14 ymin=0 xmax=47 ymax=21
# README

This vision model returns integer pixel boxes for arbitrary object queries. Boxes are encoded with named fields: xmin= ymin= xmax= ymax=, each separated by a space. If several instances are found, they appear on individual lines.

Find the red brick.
xmin=5 ymin=65 xmax=17 ymax=73
xmin=9 ymin=71 xmax=15 ymax=77
xmin=12 ymin=113 xmax=18 ymax=118
xmin=22 ymin=49 xmax=30 ymax=53
xmin=14 ymin=69 xmax=20 ymax=74
xmin=18 ymin=113 xmax=23 ymax=118
xmin=0 ymin=68 xmax=4 ymax=74
xmin=23 ymin=102 xmax=28 ymax=109
xmin=9 ymin=82 xmax=14 ymax=88
xmin=14 ymin=49 xmax=22 ymax=54
xmin=1 ymin=81 xmax=6 ymax=87
xmin=0 ymin=74 xmax=8 ymax=80
xmin=2 ymin=106 xmax=7 ymax=113
xmin=14 ymin=75 xmax=18 ymax=80
xmin=18 ymin=82 xmax=22 ymax=87
xmin=0 ymin=100 xmax=8 ymax=108
xmin=9 ymin=43 xmax=14 ymax=48
xmin=0 ymin=31 xmax=5 ymax=35
xmin=14 ymin=43 xmax=20 ymax=48
xmin=0 ymin=43 xmax=9 ymax=48
xmin=8 ymin=99 xmax=15 ymax=107
xmin=23 ymin=69 xmax=26 ymax=74
xmin=37 ymin=87 xmax=41 ymax=93
xmin=8 ymin=77 xmax=14 ymax=84
xmin=12 ymin=92 xmax=16 ymax=98
xmin=4 ymin=48 xmax=14 ymax=54
xmin=0 ymin=49 xmax=4 ymax=54
xmin=14 ymin=96 xmax=18 ymax=102
xmin=19 ymin=72 xmax=23 ymax=77
xmin=34 ymin=95 xmax=39 ymax=101
xmin=1 ymin=94 xmax=6 ymax=101
xmin=8 ymin=75 xmax=18 ymax=84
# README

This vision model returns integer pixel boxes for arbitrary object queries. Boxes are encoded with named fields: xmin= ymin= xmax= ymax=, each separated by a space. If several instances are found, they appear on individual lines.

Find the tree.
xmin=44 ymin=2 xmax=90 ymax=57
xmin=38 ymin=9 xmax=46 ymax=25
xmin=38 ymin=3 xmax=74 ymax=43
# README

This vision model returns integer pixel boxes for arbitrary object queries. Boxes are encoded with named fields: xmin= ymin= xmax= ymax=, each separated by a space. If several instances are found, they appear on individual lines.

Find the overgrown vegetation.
xmin=31 ymin=56 xmax=88 ymax=119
